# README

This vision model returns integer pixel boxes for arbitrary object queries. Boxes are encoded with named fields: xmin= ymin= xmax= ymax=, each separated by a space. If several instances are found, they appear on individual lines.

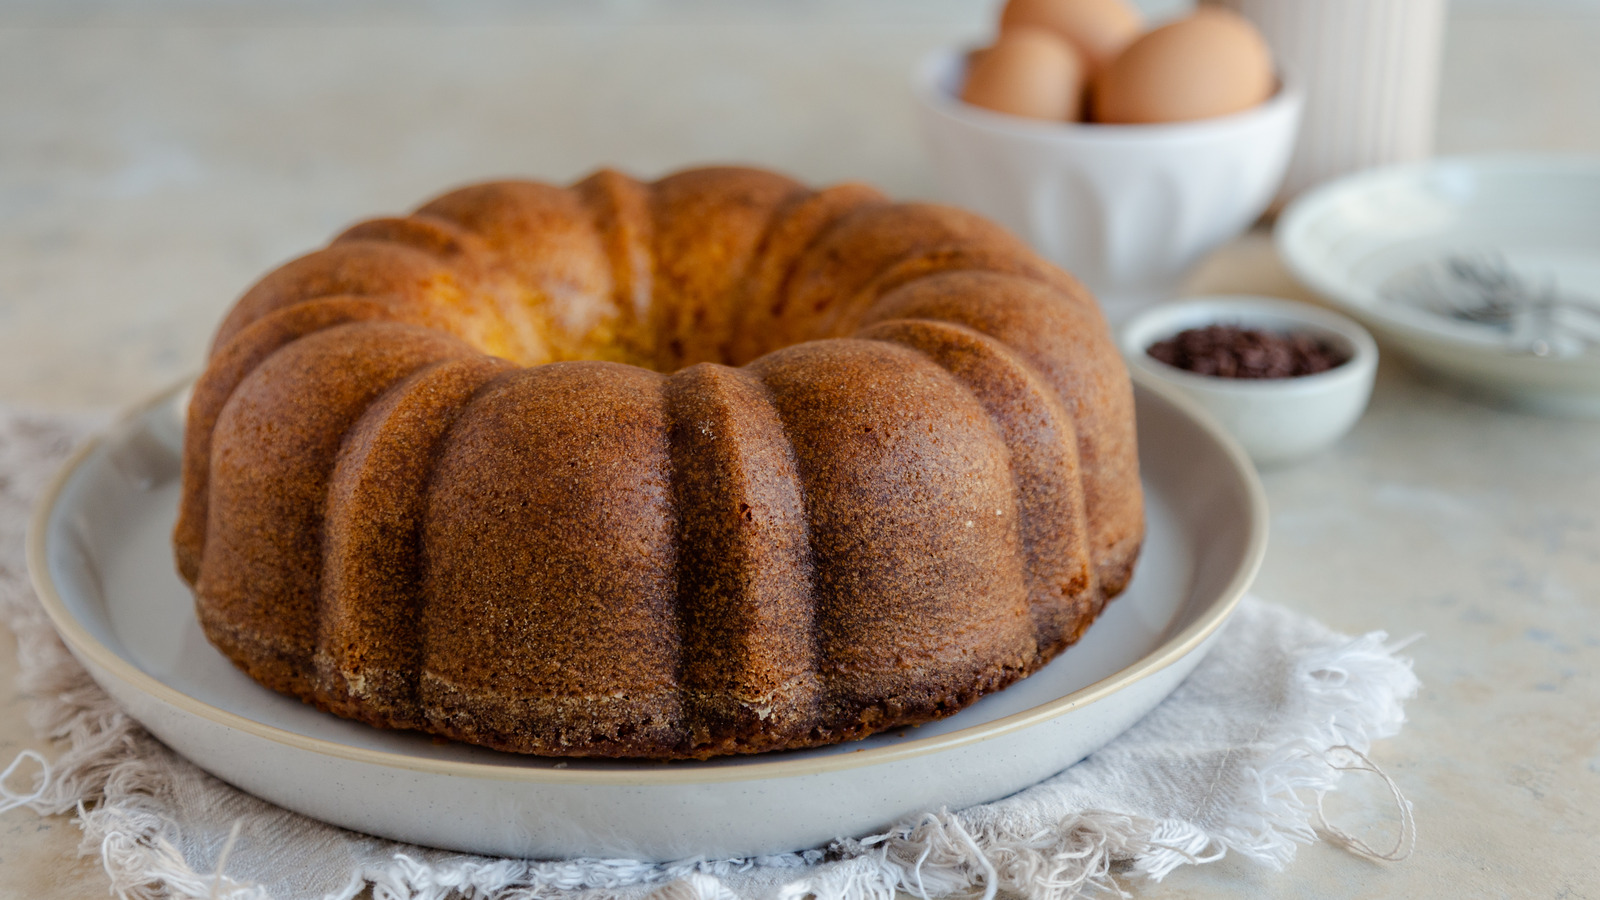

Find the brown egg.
xmin=999 ymin=0 xmax=1143 ymax=73
xmin=961 ymin=27 xmax=1087 ymax=122
xmin=1089 ymin=8 xmax=1275 ymax=124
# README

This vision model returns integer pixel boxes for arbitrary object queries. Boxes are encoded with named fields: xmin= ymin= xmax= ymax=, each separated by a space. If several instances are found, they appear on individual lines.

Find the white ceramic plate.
xmin=1277 ymin=154 xmax=1600 ymax=415
xmin=28 ymin=378 xmax=1265 ymax=862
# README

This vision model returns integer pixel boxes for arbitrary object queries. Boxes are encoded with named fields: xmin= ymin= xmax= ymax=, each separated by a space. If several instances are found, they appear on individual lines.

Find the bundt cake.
xmin=174 ymin=165 xmax=1143 ymax=760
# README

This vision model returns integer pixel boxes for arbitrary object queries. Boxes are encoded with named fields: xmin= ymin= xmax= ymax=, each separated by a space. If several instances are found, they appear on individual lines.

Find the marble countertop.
xmin=3 ymin=3 xmax=1599 ymax=898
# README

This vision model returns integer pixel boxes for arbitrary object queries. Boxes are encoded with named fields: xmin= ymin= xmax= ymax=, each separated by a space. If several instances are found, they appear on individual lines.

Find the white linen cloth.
xmin=0 ymin=406 xmax=1419 ymax=900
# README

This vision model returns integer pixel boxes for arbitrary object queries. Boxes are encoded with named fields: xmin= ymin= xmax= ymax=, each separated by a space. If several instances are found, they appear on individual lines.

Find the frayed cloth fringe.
xmin=0 ymin=408 xmax=1418 ymax=900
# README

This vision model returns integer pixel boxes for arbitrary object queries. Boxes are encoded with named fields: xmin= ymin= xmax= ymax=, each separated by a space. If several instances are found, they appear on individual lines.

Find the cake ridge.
xmin=414 ymin=180 xmax=622 ymax=368
xmin=177 ymin=295 xmax=430 ymax=582
xmin=750 ymin=338 xmax=1037 ymax=729
xmin=332 ymin=214 xmax=491 ymax=269
xmin=855 ymin=269 xmax=1140 ymax=594
xmin=771 ymin=202 xmax=1039 ymax=350
xmin=210 ymin=239 xmax=482 ymax=357
xmin=733 ymin=183 xmax=888 ymax=363
xmin=195 ymin=321 xmax=477 ymax=694
xmin=645 ymin=167 xmax=804 ymax=372
xmin=856 ymin=317 xmax=1097 ymax=658
xmin=316 ymin=353 xmax=517 ymax=728
xmin=712 ymin=181 xmax=823 ymax=367
xmin=417 ymin=361 xmax=684 ymax=755
xmin=664 ymin=361 xmax=821 ymax=755
xmin=572 ymin=168 xmax=657 ymax=362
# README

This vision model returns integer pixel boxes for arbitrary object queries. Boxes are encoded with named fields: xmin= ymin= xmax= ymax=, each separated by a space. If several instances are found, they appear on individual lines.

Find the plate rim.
xmin=27 ymin=375 xmax=1267 ymax=787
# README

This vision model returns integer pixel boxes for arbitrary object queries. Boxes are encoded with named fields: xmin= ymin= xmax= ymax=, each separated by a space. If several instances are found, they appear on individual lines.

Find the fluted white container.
xmin=1204 ymin=0 xmax=1446 ymax=203
xmin=913 ymin=48 xmax=1303 ymax=322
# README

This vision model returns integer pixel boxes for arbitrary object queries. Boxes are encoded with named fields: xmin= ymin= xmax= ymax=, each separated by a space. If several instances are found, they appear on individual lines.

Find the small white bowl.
xmin=912 ymin=47 xmax=1304 ymax=323
xmin=1121 ymin=296 xmax=1378 ymax=467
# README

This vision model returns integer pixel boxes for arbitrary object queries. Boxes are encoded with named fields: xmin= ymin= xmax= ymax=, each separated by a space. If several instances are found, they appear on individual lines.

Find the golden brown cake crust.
xmin=176 ymin=165 xmax=1144 ymax=760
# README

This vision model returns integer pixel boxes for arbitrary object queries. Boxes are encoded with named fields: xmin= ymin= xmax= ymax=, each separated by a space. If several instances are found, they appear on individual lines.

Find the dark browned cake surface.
xmin=176 ymin=166 xmax=1144 ymax=759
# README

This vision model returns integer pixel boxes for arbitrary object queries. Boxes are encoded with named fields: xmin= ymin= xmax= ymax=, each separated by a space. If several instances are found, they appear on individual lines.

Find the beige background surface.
xmin=3 ymin=2 xmax=1599 ymax=898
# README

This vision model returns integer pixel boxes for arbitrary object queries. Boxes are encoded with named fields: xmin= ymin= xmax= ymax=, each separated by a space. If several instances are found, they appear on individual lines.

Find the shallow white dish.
xmin=29 ymin=380 xmax=1265 ymax=862
xmin=1121 ymin=296 xmax=1378 ymax=467
xmin=1277 ymin=154 xmax=1600 ymax=415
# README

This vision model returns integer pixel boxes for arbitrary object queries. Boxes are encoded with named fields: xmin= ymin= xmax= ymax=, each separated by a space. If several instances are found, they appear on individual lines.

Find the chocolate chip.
xmin=1147 ymin=325 xmax=1347 ymax=380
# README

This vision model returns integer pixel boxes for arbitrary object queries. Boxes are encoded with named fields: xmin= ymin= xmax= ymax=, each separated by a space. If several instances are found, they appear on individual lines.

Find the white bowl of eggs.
xmin=913 ymin=0 xmax=1304 ymax=322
